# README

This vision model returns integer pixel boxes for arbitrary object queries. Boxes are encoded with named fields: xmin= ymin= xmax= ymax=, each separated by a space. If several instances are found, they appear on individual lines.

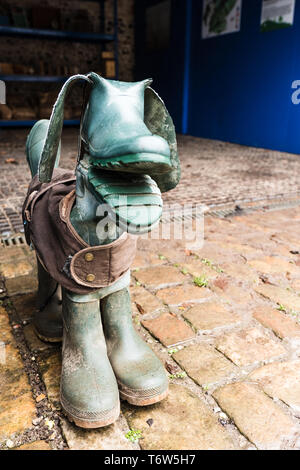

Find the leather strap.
xmin=38 ymin=74 xmax=92 ymax=183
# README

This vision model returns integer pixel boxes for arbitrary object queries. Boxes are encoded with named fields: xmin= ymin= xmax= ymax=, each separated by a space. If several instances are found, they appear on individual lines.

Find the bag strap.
xmin=38 ymin=74 xmax=92 ymax=183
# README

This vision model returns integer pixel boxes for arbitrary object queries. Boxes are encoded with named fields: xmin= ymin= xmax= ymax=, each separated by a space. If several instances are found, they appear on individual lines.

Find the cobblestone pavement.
xmin=0 ymin=206 xmax=300 ymax=450
xmin=1 ymin=128 xmax=300 ymax=235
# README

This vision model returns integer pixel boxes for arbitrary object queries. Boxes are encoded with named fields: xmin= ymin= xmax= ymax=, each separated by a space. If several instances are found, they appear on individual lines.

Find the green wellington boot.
xmin=34 ymin=259 xmax=63 ymax=343
xmin=81 ymin=73 xmax=171 ymax=175
xmin=101 ymin=288 xmax=168 ymax=406
xmin=38 ymin=73 xmax=180 ymax=193
xmin=26 ymin=119 xmax=61 ymax=178
xmin=60 ymin=289 xmax=120 ymax=428
xmin=34 ymin=288 xmax=63 ymax=343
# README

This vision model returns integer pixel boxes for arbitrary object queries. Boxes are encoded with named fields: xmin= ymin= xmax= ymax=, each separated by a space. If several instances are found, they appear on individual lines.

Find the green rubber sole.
xmin=90 ymin=152 xmax=172 ymax=174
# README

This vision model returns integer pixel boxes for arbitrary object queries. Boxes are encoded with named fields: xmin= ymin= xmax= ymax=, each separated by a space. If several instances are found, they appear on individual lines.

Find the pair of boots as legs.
xmin=34 ymin=262 xmax=168 ymax=428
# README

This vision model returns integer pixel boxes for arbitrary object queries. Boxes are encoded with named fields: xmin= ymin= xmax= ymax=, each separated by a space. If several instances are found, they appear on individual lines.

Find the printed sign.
xmin=202 ymin=0 xmax=242 ymax=39
xmin=0 ymin=80 xmax=5 ymax=104
xmin=261 ymin=0 xmax=295 ymax=32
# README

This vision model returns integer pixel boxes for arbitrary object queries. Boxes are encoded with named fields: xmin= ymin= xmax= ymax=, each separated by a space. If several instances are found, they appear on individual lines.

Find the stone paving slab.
xmin=156 ymin=284 xmax=212 ymax=306
xmin=142 ymin=313 xmax=196 ymax=347
xmin=5 ymin=274 xmax=38 ymax=297
xmin=0 ymin=205 xmax=299 ymax=449
xmin=255 ymin=284 xmax=300 ymax=311
xmin=173 ymin=344 xmax=238 ymax=387
xmin=61 ymin=416 xmax=138 ymax=451
xmin=253 ymin=306 xmax=300 ymax=339
xmin=213 ymin=382 xmax=297 ymax=450
xmin=248 ymin=361 xmax=300 ymax=413
xmin=14 ymin=440 xmax=52 ymax=450
xmin=131 ymin=285 xmax=165 ymax=315
xmin=12 ymin=293 xmax=36 ymax=322
xmin=123 ymin=384 xmax=237 ymax=450
xmin=0 ymin=307 xmax=36 ymax=443
xmin=133 ymin=266 xmax=186 ymax=290
xmin=182 ymin=301 xmax=241 ymax=332
xmin=216 ymin=327 xmax=287 ymax=367
xmin=211 ymin=278 xmax=254 ymax=306
xmin=38 ymin=352 xmax=62 ymax=411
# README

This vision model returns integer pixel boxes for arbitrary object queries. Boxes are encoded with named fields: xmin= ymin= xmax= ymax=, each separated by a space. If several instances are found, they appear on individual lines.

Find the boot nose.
xmin=89 ymin=133 xmax=170 ymax=159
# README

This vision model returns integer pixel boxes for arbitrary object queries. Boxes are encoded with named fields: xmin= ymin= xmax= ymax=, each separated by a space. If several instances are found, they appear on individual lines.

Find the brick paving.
xmin=0 ymin=205 xmax=300 ymax=449
xmin=0 ymin=128 xmax=300 ymax=449
xmin=1 ymin=128 xmax=300 ymax=236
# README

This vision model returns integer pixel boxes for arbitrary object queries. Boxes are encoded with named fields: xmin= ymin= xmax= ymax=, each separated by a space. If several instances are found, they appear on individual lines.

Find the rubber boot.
xmin=34 ymin=259 xmax=62 ymax=343
xmin=26 ymin=119 xmax=60 ymax=178
xmin=81 ymin=73 xmax=171 ymax=174
xmin=60 ymin=289 xmax=120 ymax=428
xmin=101 ymin=288 xmax=168 ymax=406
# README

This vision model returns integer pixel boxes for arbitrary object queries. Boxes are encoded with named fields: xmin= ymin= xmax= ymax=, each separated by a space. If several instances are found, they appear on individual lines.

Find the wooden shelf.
xmin=0 ymin=25 xmax=114 ymax=43
xmin=0 ymin=119 xmax=80 ymax=127
xmin=0 ymin=75 xmax=69 ymax=83
xmin=0 ymin=0 xmax=119 ymax=127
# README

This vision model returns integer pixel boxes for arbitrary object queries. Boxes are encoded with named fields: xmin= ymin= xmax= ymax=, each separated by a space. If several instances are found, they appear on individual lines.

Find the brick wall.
xmin=0 ymin=0 xmax=135 ymax=119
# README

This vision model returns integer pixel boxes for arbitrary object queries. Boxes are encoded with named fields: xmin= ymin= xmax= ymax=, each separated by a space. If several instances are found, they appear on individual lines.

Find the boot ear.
xmin=38 ymin=74 xmax=91 ymax=183
xmin=144 ymin=87 xmax=180 ymax=192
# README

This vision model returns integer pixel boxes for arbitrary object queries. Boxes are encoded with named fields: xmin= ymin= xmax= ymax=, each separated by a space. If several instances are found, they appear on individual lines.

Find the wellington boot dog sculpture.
xmin=23 ymin=73 xmax=180 ymax=428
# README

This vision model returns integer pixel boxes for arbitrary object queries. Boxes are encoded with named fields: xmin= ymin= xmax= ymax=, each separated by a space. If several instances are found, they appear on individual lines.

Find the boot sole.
xmin=119 ymin=384 xmax=169 ymax=406
xmin=91 ymin=152 xmax=171 ymax=174
xmin=34 ymin=327 xmax=62 ymax=344
xmin=63 ymin=410 xmax=119 ymax=429
xmin=61 ymin=395 xmax=120 ymax=429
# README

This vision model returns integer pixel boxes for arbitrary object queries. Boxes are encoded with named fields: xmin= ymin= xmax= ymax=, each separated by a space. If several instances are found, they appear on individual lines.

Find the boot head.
xmin=38 ymin=72 xmax=180 ymax=193
xmin=80 ymin=74 xmax=180 ymax=233
xmin=81 ymin=73 xmax=172 ymax=176
xmin=37 ymin=73 xmax=180 ymax=234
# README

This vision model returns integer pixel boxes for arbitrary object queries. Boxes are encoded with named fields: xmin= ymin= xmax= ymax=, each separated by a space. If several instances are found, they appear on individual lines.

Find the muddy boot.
xmin=60 ymin=289 xmax=120 ymax=428
xmin=101 ymin=288 xmax=168 ymax=406
xmin=34 ymin=259 xmax=63 ymax=343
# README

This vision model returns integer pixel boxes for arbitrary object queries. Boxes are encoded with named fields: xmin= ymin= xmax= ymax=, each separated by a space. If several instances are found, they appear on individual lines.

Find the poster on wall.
xmin=202 ymin=0 xmax=242 ymax=39
xmin=261 ymin=0 xmax=295 ymax=32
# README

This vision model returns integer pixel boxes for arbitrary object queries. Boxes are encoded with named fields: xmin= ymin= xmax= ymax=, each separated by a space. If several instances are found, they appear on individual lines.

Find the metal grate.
xmin=161 ymin=197 xmax=300 ymax=222
xmin=208 ymin=198 xmax=300 ymax=219
xmin=0 ymin=197 xmax=300 ymax=245
xmin=1 ymin=233 xmax=26 ymax=248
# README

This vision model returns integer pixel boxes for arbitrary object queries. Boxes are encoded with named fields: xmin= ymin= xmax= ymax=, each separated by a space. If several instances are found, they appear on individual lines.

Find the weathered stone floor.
xmin=0 ymin=206 xmax=300 ymax=450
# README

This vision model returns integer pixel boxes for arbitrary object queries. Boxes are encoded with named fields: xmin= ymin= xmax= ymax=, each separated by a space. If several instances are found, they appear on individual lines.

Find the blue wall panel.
xmin=187 ymin=0 xmax=300 ymax=154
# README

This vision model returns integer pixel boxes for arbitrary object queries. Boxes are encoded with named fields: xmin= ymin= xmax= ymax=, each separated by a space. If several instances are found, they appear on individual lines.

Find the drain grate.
xmin=1 ymin=197 xmax=300 ymax=246
xmin=209 ymin=206 xmax=246 ymax=218
xmin=1 ymin=233 xmax=26 ymax=248
xmin=208 ymin=198 xmax=300 ymax=219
